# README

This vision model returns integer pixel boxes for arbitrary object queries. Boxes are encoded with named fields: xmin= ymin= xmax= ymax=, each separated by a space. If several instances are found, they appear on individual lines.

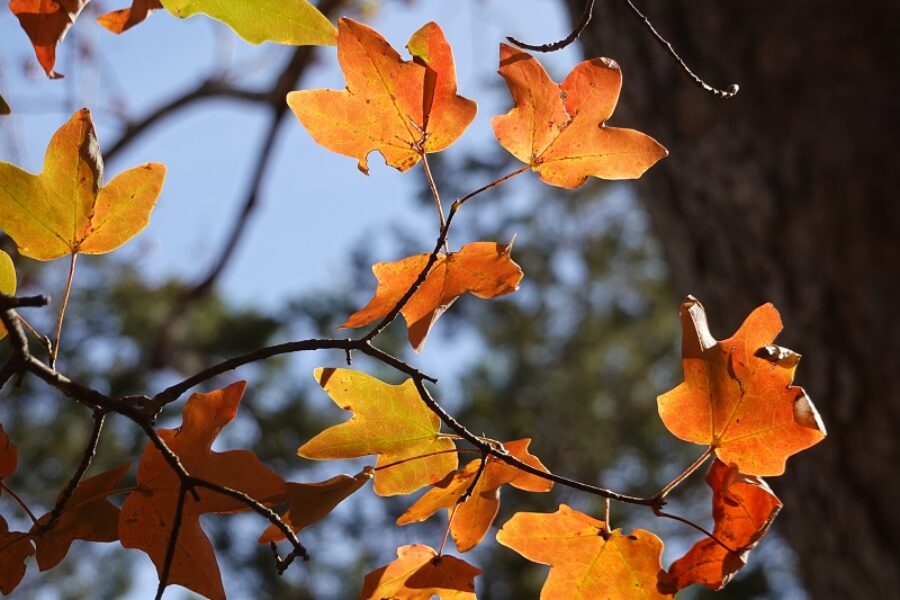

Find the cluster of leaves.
xmin=0 ymin=3 xmax=827 ymax=599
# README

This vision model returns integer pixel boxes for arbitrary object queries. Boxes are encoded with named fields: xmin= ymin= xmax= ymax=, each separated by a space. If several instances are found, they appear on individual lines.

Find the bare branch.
xmin=507 ymin=0 xmax=594 ymax=52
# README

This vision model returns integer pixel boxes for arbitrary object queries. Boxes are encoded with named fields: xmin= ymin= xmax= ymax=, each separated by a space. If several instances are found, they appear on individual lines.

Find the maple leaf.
xmin=9 ymin=0 xmax=89 ymax=78
xmin=359 ymin=544 xmax=480 ymax=600
xmin=0 ymin=108 xmax=166 ymax=261
xmin=159 ymin=0 xmax=336 ymax=46
xmin=669 ymin=459 xmax=782 ymax=591
xmin=298 ymin=368 xmax=457 ymax=496
xmin=0 ymin=516 xmax=34 ymax=596
xmin=657 ymin=296 xmax=827 ymax=476
xmin=258 ymin=468 xmax=372 ymax=543
xmin=98 ymin=0 xmax=163 ymax=34
xmin=0 ymin=252 xmax=16 ymax=340
xmin=119 ymin=381 xmax=286 ymax=600
xmin=492 ymin=44 xmax=667 ymax=189
xmin=288 ymin=18 xmax=476 ymax=174
xmin=31 ymin=463 xmax=130 ymax=571
xmin=0 ymin=424 xmax=18 ymax=483
xmin=342 ymin=241 xmax=523 ymax=351
xmin=397 ymin=438 xmax=552 ymax=552
xmin=497 ymin=504 xmax=675 ymax=599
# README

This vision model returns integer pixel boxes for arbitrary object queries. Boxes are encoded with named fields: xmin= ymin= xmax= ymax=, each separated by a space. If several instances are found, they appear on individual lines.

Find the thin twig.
xmin=620 ymin=0 xmax=739 ymax=98
xmin=35 ymin=411 xmax=107 ymax=534
xmin=507 ymin=0 xmax=594 ymax=52
xmin=374 ymin=448 xmax=479 ymax=472
xmin=437 ymin=502 xmax=459 ymax=557
xmin=50 ymin=251 xmax=77 ymax=368
xmin=459 ymin=452 xmax=488 ymax=503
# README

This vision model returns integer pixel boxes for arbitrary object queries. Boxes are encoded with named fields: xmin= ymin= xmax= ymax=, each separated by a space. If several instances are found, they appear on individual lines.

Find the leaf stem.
xmin=374 ymin=447 xmax=480 ymax=472
xmin=50 ymin=251 xmax=78 ymax=367
xmin=421 ymin=153 xmax=449 ymax=253
xmin=654 ymin=507 xmax=737 ymax=554
xmin=437 ymin=502 xmax=459 ymax=557
xmin=0 ymin=481 xmax=38 ymax=524
xmin=452 ymin=164 xmax=529 ymax=211
xmin=654 ymin=446 xmax=713 ymax=500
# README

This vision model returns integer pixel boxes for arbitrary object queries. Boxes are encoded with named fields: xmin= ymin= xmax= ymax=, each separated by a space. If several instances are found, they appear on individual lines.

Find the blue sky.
xmin=1 ymin=0 xmax=574 ymax=309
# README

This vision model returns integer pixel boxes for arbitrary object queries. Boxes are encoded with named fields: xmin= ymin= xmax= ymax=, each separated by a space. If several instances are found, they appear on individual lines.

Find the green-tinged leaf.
xmin=0 ymin=251 xmax=17 ymax=339
xmin=159 ymin=0 xmax=337 ymax=45
xmin=0 ymin=108 xmax=165 ymax=261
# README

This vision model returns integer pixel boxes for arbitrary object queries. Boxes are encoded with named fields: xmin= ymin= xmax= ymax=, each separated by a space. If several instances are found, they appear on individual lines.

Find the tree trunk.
xmin=563 ymin=0 xmax=900 ymax=596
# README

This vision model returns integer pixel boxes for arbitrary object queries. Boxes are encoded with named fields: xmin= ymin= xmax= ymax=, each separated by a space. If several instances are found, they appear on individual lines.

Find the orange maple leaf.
xmin=119 ymin=381 xmax=286 ymax=600
xmin=257 ymin=468 xmax=372 ymax=543
xmin=32 ymin=463 xmax=130 ymax=571
xmin=669 ymin=459 xmax=782 ymax=591
xmin=341 ymin=241 xmax=523 ymax=351
xmin=97 ymin=0 xmax=162 ymax=34
xmin=492 ymin=44 xmax=667 ymax=188
xmin=287 ymin=18 xmax=476 ymax=174
xmin=497 ymin=504 xmax=675 ymax=599
xmin=0 ymin=516 xmax=34 ymax=596
xmin=9 ymin=0 xmax=89 ymax=78
xmin=298 ymin=368 xmax=457 ymax=496
xmin=397 ymin=438 xmax=551 ymax=552
xmin=657 ymin=297 xmax=826 ymax=476
xmin=359 ymin=544 xmax=480 ymax=600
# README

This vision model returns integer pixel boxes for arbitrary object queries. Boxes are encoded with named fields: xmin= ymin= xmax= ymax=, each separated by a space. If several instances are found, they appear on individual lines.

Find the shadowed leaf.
xmin=359 ymin=544 xmax=480 ymax=600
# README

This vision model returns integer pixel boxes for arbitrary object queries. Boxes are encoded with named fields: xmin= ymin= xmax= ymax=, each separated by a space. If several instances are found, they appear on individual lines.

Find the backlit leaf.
xmin=398 ymin=438 xmax=551 ymax=552
xmin=32 ymin=463 xmax=130 ymax=571
xmin=298 ymin=368 xmax=457 ymax=496
xmin=9 ymin=0 xmax=89 ymax=78
xmin=359 ymin=544 xmax=480 ymax=600
xmin=258 ymin=468 xmax=372 ymax=543
xmin=0 ymin=516 xmax=34 ymax=595
xmin=341 ymin=241 xmax=522 ymax=351
xmin=0 ymin=108 xmax=166 ymax=261
xmin=497 ymin=504 xmax=675 ymax=599
xmin=669 ymin=459 xmax=782 ymax=591
xmin=288 ymin=18 xmax=476 ymax=174
xmin=98 ymin=0 xmax=163 ymax=34
xmin=493 ymin=44 xmax=667 ymax=188
xmin=159 ymin=0 xmax=337 ymax=46
xmin=119 ymin=382 xmax=286 ymax=600
xmin=657 ymin=296 xmax=827 ymax=475
xmin=0 ymin=252 xmax=16 ymax=340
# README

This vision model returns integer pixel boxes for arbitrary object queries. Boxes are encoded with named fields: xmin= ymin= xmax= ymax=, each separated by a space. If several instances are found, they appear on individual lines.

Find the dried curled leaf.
xmin=159 ymin=0 xmax=336 ymax=45
xmin=398 ymin=439 xmax=551 ymax=552
xmin=9 ymin=0 xmax=89 ymax=78
xmin=0 ymin=108 xmax=166 ymax=261
xmin=669 ymin=459 xmax=782 ymax=591
xmin=98 ymin=0 xmax=163 ymax=34
xmin=657 ymin=297 xmax=827 ymax=475
xmin=0 ymin=95 xmax=10 ymax=115
xmin=359 ymin=544 xmax=480 ymax=600
xmin=258 ymin=468 xmax=372 ymax=543
xmin=119 ymin=382 xmax=286 ymax=600
xmin=342 ymin=241 xmax=523 ymax=351
xmin=298 ymin=368 xmax=457 ymax=496
xmin=493 ymin=44 xmax=667 ymax=188
xmin=0 ymin=252 xmax=16 ymax=340
xmin=32 ymin=463 xmax=131 ymax=571
xmin=497 ymin=504 xmax=675 ymax=599
xmin=288 ymin=18 xmax=476 ymax=173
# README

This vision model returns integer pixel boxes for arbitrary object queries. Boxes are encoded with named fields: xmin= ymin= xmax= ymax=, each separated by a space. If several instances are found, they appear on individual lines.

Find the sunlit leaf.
xmin=493 ymin=44 xmax=667 ymax=188
xmin=98 ymin=0 xmax=163 ymax=34
xmin=359 ymin=544 xmax=480 ymax=600
xmin=298 ymin=368 xmax=457 ymax=496
xmin=9 ymin=0 xmax=89 ymax=78
xmin=657 ymin=296 xmax=827 ymax=475
xmin=0 ymin=252 xmax=16 ymax=340
xmin=0 ymin=108 xmax=166 ymax=261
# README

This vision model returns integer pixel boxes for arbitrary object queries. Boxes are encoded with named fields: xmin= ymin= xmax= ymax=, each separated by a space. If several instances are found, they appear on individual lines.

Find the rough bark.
xmin=563 ymin=0 xmax=900 ymax=596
